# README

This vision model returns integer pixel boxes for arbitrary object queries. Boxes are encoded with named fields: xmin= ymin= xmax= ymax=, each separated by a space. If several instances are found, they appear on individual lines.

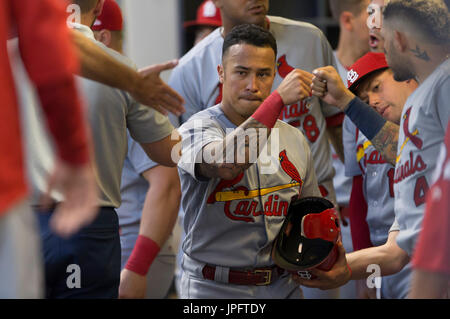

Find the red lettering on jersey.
xmin=394 ymin=152 xmax=427 ymax=184
xmin=387 ymin=168 xmax=395 ymax=198
xmin=224 ymin=196 xmax=290 ymax=222
xmin=413 ymin=176 xmax=429 ymax=207
xmin=280 ymin=101 xmax=309 ymax=120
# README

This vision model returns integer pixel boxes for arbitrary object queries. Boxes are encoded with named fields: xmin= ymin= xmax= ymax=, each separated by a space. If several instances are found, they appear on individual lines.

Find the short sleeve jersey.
xmin=394 ymin=59 xmax=450 ymax=256
xmin=177 ymin=105 xmax=321 ymax=268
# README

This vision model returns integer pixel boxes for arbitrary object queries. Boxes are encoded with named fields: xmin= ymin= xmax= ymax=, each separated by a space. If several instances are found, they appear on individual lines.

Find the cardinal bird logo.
xmin=403 ymin=107 xmax=423 ymax=150
xmin=207 ymin=172 xmax=246 ymax=204
xmin=279 ymin=150 xmax=303 ymax=191
xmin=277 ymin=55 xmax=294 ymax=78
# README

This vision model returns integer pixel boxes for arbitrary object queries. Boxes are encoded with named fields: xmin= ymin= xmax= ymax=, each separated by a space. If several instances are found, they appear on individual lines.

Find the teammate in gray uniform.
xmin=169 ymin=0 xmax=342 ymax=207
xmin=177 ymin=24 xmax=324 ymax=299
xmin=31 ymin=1 xmax=178 ymax=298
xmin=345 ymin=52 xmax=417 ymax=298
xmin=294 ymin=0 xmax=450 ymax=292
xmin=91 ymin=0 xmax=181 ymax=299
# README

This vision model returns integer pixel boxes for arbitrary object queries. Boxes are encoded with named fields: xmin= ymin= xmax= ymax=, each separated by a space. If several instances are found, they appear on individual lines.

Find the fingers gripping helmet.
xmin=272 ymin=197 xmax=341 ymax=273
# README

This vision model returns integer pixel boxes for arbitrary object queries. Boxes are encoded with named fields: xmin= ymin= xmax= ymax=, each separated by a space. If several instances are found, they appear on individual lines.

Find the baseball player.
xmin=91 ymin=0 xmax=181 ymax=299
xmin=1 ymin=0 xmax=97 ymax=298
xmin=170 ymin=0 xmax=343 ymax=207
xmin=177 ymin=24 xmax=323 ymax=299
xmin=409 ymin=120 xmax=450 ymax=298
xmin=294 ymin=0 xmax=450 ymax=291
xmin=345 ymin=52 xmax=417 ymax=298
xmin=367 ymin=0 xmax=386 ymax=53
xmin=170 ymin=2 xmax=344 ymax=298
xmin=184 ymin=0 xmax=222 ymax=47
xmin=67 ymin=0 xmax=185 ymax=116
xmin=31 ymin=0 xmax=178 ymax=298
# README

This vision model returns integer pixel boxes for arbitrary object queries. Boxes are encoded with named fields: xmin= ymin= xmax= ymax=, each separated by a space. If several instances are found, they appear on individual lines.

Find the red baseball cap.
xmin=91 ymin=0 xmax=123 ymax=31
xmin=184 ymin=0 xmax=222 ymax=28
xmin=347 ymin=52 xmax=389 ymax=92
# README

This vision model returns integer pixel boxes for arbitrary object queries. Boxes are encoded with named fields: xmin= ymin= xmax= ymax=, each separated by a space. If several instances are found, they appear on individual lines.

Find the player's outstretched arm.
xmin=197 ymin=69 xmax=313 ymax=180
xmin=311 ymin=66 xmax=399 ymax=166
xmin=120 ymin=166 xmax=180 ymax=299
xmin=71 ymin=29 xmax=185 ymax=116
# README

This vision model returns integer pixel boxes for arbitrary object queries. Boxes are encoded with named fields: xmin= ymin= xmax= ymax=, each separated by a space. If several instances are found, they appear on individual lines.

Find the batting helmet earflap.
xmin=272 ymin=196 xmax=341 ymax=273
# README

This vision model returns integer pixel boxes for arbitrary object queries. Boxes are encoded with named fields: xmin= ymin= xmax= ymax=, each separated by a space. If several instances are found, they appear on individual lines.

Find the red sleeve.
xmin=326 ymin=112 xmax=345 ymax=128
xmin=348 ymin=175 xmax=373 ymax=251
xmin=412 ymin=178 xmax=450 ymax=275
xmin=11 ymin=0 xmax=89 ymax=165
xmin=412 ymin=122 xmax=450 ymax=275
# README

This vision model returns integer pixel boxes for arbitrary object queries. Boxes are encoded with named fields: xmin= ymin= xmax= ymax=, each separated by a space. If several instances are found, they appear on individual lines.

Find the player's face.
xmin=219 ymin=43 xmax=276 ymax=123
xmin=356 ymin=70 xmax=406 ymax=124
xmin=381 ymin=25 xmax=415 ymax=82
xmin=214 ymin=0 xmax=269 ymax=27
xmin=368 ymin=0 xmax=386 ymax=52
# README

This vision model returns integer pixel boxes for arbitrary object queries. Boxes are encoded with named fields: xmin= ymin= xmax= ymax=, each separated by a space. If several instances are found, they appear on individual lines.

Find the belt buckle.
xmin=254 ymin=269 xmax=272 ymax=286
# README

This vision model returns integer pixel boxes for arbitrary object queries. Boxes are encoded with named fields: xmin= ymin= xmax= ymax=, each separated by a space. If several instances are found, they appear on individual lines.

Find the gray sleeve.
xmin=177 ymin=118 xmax=224 ymax=180
xmin=126 ymin=133 xmax=158 ymax=175
xmin=126 ymin=98 xmax=174 ymax=144
xmin=169 ymin=62 xmax=203 ymax=124
xmin=343 ymin=116 xmax=362 ymax=177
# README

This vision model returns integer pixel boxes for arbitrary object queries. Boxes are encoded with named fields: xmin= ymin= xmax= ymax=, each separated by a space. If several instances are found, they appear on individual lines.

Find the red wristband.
xmin=251 ymin=90 xmax=285 ymax=128
xmin=347 ymin=263 xmax=352 ymax=279
xmin=125 ymin=235 xmax=160 ymax=276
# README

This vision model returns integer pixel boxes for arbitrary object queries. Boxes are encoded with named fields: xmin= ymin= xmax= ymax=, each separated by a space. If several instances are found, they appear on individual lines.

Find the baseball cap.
xmin=184 ymin=0 xmax=222 ymax=28
xmin=91 ymin=0 xmax=123 ymax=32
xmin=347 ymin=52 xmax=389 ymax=92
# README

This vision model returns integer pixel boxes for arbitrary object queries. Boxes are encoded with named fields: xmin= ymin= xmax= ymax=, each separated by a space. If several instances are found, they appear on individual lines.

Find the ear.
xmin=393 ymin=30 xmax=409 ymax=53
xmin=96 ymin=29 xmax=112 ymax=47
xmin=340 ymin=11 xmax=354 ymax=32
xmin=218 ymin=64 xmax=224 ymax=84
xmin=94 ymin=0 xmax=105 ymax=17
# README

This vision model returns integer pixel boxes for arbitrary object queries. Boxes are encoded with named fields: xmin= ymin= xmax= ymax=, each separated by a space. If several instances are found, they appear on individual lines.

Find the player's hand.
xmin=42 ymin=160 xmax=99 ymax=237
xmin=277 ymin=69 xmax=313 ymax=105
xmin=291 ymin=241 xmax=351 ymax=290
xmin=131 ymin=60 xmax=185 ymax=116
xmin=119 ymin=268 xmax=147 ymax=299
xmin=311 ymin=66 xmax=355 ymax=110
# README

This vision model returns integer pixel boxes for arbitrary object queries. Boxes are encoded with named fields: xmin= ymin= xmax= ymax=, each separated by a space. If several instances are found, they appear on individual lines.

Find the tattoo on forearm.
xmin=371 ymin=121 xmax=399 ymax=166
xmin=410 ymin=45 xmax=430 ymax=62
xmin=198 ymin=117 xmax=271 ymax=178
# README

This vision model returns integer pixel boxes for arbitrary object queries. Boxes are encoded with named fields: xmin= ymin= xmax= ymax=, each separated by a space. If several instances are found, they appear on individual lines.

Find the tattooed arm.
xmin=196 ymin=69 xmax=314 ymax=180
xmin=371 ymin=121 xmax=399 ymax=166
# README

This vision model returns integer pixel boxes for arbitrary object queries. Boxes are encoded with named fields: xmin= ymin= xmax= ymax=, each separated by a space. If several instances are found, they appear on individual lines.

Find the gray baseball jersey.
xmin=169 ymin=16 xmax=340 ymax=203
xmin=177 ymin=105 xmax=321 ymax=298
xmin=394 ymin=59 xmax=450 ymax=256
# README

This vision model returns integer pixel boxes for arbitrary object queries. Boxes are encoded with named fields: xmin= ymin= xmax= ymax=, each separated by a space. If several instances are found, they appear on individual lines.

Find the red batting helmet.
xmin=184 ymin=0 xmax=222 ymax=29
xmin=272 ymin=197 xmax=341 ymax=275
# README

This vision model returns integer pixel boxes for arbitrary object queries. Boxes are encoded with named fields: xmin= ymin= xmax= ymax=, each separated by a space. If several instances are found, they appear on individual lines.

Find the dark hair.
xmin=383 ymin=0 xmax=450 ymax=44
xmin=222 ymin=24 xmax=277 ymax=60
xmin=329 ymin=0 xmax=368 ymax=20
xmin=72 ymin=0 xmax=98 ymax=13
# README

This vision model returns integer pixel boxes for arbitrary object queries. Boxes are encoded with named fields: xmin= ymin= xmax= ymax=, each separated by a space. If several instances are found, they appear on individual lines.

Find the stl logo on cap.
xmin=347 ymin=69 xmax=359 ymax=84
xmin=203 ymin=0 xmax=217 ymax=17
